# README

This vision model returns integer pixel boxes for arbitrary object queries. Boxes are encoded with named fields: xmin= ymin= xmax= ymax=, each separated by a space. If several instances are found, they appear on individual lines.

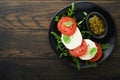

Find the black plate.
xmin=48 ymin=2 xmax=116 ymax=69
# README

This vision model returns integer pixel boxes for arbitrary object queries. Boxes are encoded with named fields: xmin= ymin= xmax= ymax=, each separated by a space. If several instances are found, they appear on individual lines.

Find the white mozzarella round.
xmin=61 ymin=27 xmax=82 ymax=49
xmin=79 ymin=39 xmax=97 ymax=60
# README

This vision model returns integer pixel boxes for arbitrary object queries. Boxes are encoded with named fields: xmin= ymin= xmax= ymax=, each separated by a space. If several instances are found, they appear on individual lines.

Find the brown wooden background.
xmin=0 ymin=0 xmax=119 ymax=80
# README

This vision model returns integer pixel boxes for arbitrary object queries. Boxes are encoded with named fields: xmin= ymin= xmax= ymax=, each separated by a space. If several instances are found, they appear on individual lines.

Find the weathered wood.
xmin=0 ymin=29 xmax=57 ymax=58
xmin=0 ymin=1 xmax=119 ymax=30
xmin=0 ymin=1 xmax=70 ymax=29
xmin=0 ymin=59 xmax=119 ymax=80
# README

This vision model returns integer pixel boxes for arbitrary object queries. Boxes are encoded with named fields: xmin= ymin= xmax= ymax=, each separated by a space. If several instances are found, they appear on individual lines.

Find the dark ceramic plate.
xmin=48 ymin=2 xmax=116 ymax=69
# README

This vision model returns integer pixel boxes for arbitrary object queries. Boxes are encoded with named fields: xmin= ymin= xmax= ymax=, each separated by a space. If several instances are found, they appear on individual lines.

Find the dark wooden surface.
xmin=0 ymin=0 xmax=119 ymax=80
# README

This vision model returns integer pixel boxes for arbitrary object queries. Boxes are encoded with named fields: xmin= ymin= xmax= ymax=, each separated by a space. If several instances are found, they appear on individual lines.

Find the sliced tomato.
xmin=89 ymin=43 xmax=103 ymax=62
xmin=68 ymin=40 xmax=87 ymax=57
xmin=57 ymin=16 xmax=76 ymax=36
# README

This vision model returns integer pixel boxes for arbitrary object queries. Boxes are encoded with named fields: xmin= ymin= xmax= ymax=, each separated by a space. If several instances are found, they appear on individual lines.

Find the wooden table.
xmin=0 ymin=0 xmax=119 ymax=80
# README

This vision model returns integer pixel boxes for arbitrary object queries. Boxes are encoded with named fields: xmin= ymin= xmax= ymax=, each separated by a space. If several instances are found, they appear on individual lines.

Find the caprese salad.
xmin=58 ymin=16 xmax=102 ymax=62
xmin=50 ymin=3 xmax=109 ymax=70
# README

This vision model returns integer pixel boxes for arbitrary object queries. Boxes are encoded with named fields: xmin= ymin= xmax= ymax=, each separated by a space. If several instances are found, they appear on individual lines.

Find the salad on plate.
xmin=49 ymin=3 xmax=110 ymax=70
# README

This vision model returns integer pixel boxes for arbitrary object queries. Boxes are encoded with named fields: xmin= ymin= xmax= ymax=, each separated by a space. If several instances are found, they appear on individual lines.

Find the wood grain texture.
xmin=0 ymin=0 xmax=119 ymax=80
xmin=0 ymin=59 xmax=119 ymax=80
xmin=0 ymin=1 xmax=70 ymax=30
xmin=0 ymin=29 xmax=57 ymax=58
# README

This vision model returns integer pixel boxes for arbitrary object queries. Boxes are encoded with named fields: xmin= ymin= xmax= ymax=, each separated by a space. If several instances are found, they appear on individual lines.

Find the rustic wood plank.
xmin=0 ymin=29 xmax=58 ymax=58
xmin=0 ymin=59 xmax=119 ymax=80
xmin=0 ymin=1 xmax=119 ymax=30
xmin=0 ymin=1 xmax=70 ymax=29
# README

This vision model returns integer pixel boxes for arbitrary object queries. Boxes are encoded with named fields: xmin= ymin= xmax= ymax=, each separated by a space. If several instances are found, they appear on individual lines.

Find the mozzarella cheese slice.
xmin=61 ymin=27 xmax=82 ymax=49
xmin=79 ymin=39 xmax=97 ymax=60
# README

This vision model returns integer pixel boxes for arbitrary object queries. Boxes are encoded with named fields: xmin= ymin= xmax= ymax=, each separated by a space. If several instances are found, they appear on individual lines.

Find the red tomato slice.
xmin=57 ymin=17 xmax=76 ymax=36
xmin=68 ymin=40 xmax=87 ymax=57
xmin=89 ymin=43 xmax=103 ymax=62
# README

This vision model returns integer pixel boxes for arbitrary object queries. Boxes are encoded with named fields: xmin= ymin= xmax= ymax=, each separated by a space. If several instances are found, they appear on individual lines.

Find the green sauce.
xmin=89 ymin=15 xmax=105 ymax=35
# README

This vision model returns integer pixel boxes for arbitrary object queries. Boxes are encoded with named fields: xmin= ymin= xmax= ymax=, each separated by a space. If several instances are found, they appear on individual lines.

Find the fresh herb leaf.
xmin=52 ymin=31 xmax=81 ymax=70
xmin=83 ymin=11 xmax=88 ymax=16
xmin=85 ymin=61 xmax=97 ymax=68
xmin=51 ymin=32 xmax=62 ymax=50
xmin=89 ymin=47 xmax=97 ymax=55
xmin=67 ymin=3 xmax=74 ymax=16
xmin=60 ymin=53 xmax=67 ymax=58
xmin=59 ymin=49 xmax=68 ymax=58
xmin=77 ymin=21 xmax=84 ymax=27
xmin=90 ymin=62 xmax=97 ymax=68
xmin=51 ymin=32 xmax=69 ymax=58
xmin=73 ymin=16 xmax=76 ymax=20
xmin=71 ymin=3 xmax=74 ymax=11
xmin=81 ymin=31 xmax=92 ymax=39
xmin=51 ymin=32 xmax=61 ymax=40
xmin=55 ymin=16 xmax=60 ymax=21
xmin=77 ymin=12 xmax=88 ymax=27
xmin=100 ymin=43 xmax=109 ymax=51
xmin=63 ymin=35 xmax=71 ymax=44
xmin=72 ymin=57 xmax=81 ymax=71
xmin=64 ymin=21 xmax=73 ymax=26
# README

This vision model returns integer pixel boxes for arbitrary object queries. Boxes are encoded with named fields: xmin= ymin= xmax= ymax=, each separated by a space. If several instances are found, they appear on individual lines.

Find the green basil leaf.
xmin=64 ymin=21 xmax=73 ymax=26
xmin=89 ymin=47 xmax=97 ymax=55
xmin=63 ymin=35 xmax=71 ymax=44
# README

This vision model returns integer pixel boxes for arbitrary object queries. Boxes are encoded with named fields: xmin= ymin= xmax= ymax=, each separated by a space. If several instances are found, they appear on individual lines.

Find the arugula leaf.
xmin=77 ymin=21 xmax=84 ymax=26
xmin=77 ymin=11 xmax=88 ymax=27
xmin=59 ymin=49 xmax=68 ymax=58
xmin=51 ymin=32 xmax=81 ymax=71
xmin=71 ymin=3 xmax=74 ymax=11
xmin=83 ymin=11 xmax=88 ymax=17
xmin=51 ymin=32 xmax=69 ymax=58
xmin=72 ymin=57 xmax=81 ymax=71
xmin=81 ymin=31 xmax=92 ymax=39
xmin=90 ymin=62 xmax=97 ymax=68
xmin=67 ymin=3 xmax=74 ymax=17
xmin=85 ymin=61 xmax=97 ymax=68
xmin=100 ymin=43 xmax=109 ymax=51
xmin=55 ymin=16 xmax=60 ymax=22
xmin=55 ymin=3 xmax=75 ymax=22
xmin=51 ymin=32 xmax=61 ymax=40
